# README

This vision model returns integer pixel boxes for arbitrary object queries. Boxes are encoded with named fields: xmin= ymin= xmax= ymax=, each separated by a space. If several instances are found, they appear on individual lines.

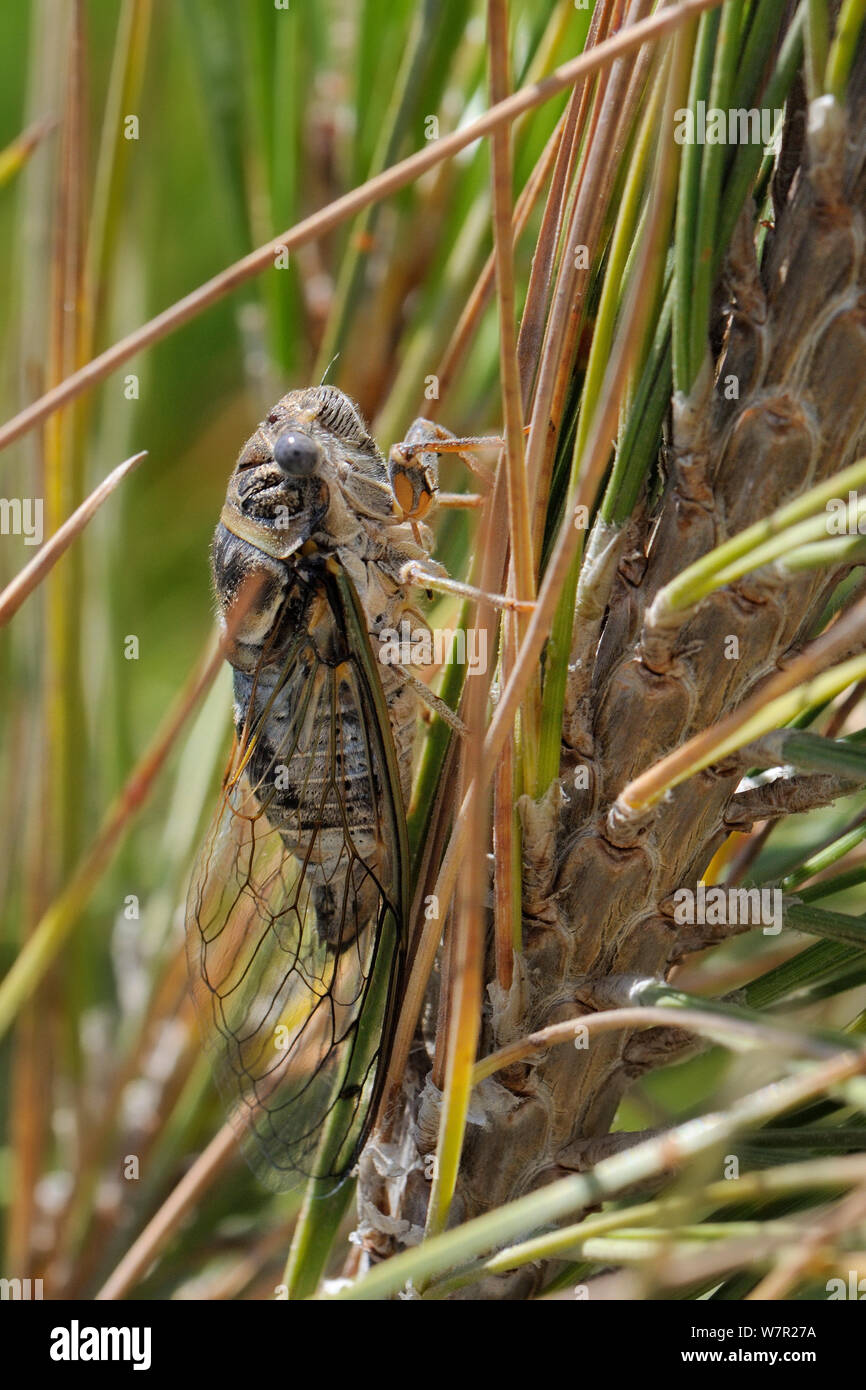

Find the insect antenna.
xmin=318 ymin=351 xmax=341 ymax=386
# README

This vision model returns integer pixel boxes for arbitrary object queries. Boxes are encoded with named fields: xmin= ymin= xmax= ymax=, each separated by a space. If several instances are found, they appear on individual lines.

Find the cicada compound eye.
xmin=273 ymin=430 xmax=321 ymax=477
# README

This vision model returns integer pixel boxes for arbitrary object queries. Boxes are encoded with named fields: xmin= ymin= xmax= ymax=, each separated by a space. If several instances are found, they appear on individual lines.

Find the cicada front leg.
xmin=387 ymin=418 xmax=504 ymax=527
xmin=376 ymin=421 xmax=533 ymax=740
xmin=387 ymin=420 xmax=533 ymax=614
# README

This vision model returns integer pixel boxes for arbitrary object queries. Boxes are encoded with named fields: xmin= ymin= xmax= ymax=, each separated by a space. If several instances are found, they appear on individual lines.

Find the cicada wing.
xmin=186 ymin=569 xmax=408 ymax=1190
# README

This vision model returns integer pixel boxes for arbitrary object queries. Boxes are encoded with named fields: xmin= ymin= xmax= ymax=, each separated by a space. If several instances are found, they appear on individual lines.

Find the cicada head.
xmin=221 ymin=386 xmax=395 ymax=556
xmin=213 ymin=386 xmax=397 ymax=658
xmin=220 ymin=407 xmax=329 ymax=563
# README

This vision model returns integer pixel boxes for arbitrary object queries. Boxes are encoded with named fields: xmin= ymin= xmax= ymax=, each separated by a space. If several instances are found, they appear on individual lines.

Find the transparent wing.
xmin=186 ymin=567 xmax=408 ymax=1190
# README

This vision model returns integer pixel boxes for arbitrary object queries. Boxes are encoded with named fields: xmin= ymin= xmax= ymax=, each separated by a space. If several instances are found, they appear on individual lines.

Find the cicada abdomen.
xmin=187 ymin=386 xmax=433 ymax=1190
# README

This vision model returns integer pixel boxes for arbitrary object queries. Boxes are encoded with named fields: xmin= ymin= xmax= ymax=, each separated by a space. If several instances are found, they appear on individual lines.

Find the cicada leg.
xmin=388 ymin=661 xmax=468 ymax=736
xmin=382 ymin=418 xmax=535 ymax=734
xmin=387 ymin=418 xmax=504 ymax=533
xmin=399 ymin=559 xmax=535 ymax=612
xmin=388 ymin=418 xmax=534 ymax=528
xmin=387 ymin=420 xmax=534 ymax=612
xmin=436 ymin=491 xmax=484 ymax=510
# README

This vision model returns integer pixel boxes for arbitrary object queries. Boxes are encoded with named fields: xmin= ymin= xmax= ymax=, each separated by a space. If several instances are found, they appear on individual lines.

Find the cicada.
xmin=186 ymin=385 xmax=455 ymax=1191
